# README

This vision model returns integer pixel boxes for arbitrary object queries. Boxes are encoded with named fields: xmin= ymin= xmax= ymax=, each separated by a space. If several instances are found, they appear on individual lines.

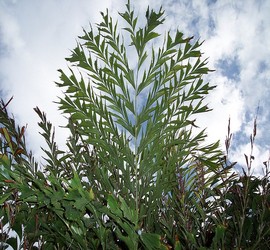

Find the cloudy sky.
xmin=0 ymin=0 xmax=269 ymax=175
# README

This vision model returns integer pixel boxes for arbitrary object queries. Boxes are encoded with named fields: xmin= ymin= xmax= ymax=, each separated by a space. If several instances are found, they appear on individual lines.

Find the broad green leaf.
xmin=213 ymin=224 xmax=226 ymax=245
xmin=69 ymin=170 xmax=83 ymax=190
xmin=88 ymin=188 xmax=95 ymax=200
xmin=107 ymin=195 xmax=122 ymax=217
xmin=174 ymin=240 xmax=182 ymax=250
xmin=65 ymin=189 xmax=82 ymax=201
xmin=65 ymin=206 xmax=81 ymax=222
xmin=119 ymin=196 xmax=137 ymax=225
xmin=140 ymin=232 xmax=161 ymax=249
xmin=6 ymin=237 xmax=18 ymax=250
xmin=0 ymin=192 xmax=12 ymax=204
xmin=0 ymin=153 xmax=10 ymax=168
xmin=74 ymin=197 xmax=89 ymax=211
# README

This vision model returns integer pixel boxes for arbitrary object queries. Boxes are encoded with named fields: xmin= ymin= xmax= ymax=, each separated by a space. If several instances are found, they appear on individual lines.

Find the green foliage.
xmin=0 ymin=1 xmax=269 ymax=249
xmin=222 ymin=174 xmax=270 ymax=248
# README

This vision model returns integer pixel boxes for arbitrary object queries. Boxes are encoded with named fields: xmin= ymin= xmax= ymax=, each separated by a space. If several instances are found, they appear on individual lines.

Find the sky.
xmin=0 ymin=0 xmax=270 ymax=176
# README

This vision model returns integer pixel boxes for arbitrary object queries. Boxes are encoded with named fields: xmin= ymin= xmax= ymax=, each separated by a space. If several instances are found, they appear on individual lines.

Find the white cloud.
xmin=200 ymin=73 xmax=245 ymax=143
xmin=196 ymin=0 xmax=270 ymax=173
xmin=0 ymin=0 xmax=119 ymax=159
xmin=0 ymin=9 xmax=24 ymax=52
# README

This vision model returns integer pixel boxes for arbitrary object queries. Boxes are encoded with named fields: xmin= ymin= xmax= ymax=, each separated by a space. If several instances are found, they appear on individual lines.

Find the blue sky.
xmin=0 ymin=0 xmax=270 ymax=175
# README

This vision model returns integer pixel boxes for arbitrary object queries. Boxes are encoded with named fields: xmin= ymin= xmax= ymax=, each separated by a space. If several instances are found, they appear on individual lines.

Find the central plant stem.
xmin=134 ymin=81 xmax=140 ymax=218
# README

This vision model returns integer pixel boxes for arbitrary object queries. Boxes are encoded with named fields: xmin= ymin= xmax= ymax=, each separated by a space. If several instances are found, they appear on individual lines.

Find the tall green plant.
xmin=54 ymin=1 xmax=224 ymax=248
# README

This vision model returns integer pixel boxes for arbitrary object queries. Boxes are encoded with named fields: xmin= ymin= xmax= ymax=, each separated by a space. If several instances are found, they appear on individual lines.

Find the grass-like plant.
xmin=220 ymin=116 xmax=270 ymax=249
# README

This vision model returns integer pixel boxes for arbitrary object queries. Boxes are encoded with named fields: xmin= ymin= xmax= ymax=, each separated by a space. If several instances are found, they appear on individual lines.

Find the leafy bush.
xmin=0 ymin=1 xmax=269 ymax=249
